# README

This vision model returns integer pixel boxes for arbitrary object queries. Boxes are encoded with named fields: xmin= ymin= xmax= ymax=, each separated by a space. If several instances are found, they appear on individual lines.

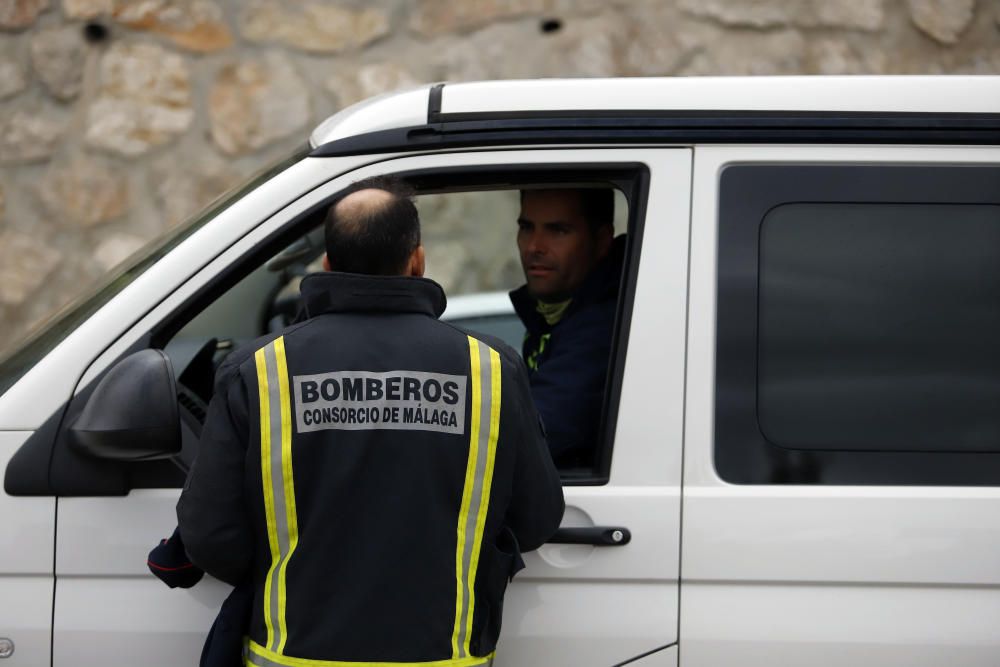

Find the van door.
xmin=0 ymin=433 xmax=53 ymax=666
xmin=12 ymin=148 xmax=690 ymax=667
xmin=682 ymin=146 xmax=1000 ymax=666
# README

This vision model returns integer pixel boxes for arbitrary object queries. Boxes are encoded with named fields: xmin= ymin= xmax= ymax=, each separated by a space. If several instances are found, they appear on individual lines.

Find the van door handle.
xmin=548 ymin=526 xmax=631 ymax=546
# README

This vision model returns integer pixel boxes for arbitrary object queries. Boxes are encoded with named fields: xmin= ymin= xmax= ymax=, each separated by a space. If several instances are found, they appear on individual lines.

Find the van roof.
xmin=310 ymin=76 xmax=1000 ymax=154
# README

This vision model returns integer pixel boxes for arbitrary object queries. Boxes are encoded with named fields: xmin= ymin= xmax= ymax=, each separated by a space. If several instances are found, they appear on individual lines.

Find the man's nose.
xmin=525 ymin=232 xmax=546 ymax=256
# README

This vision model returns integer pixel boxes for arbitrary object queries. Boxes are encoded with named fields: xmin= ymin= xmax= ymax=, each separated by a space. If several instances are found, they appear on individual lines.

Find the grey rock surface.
xmin=0 ymin=230 xmax=61 ymax=306
xmin=84 ymin=42 xmax=194 ymax=156
xmin=209 ymin=52 xmax=311 ymax=155
xmin=908 ymin=0 xmax=976 ymax=44
xmin=0 ymin=109 xmax=65 ymax=163
xmin=239 ymin=2 xmax=390 ymax=54
xmin=37 ymin=156 xmax=129 ymax=228
xmin=30 ymin=25 xmax=87 ymax=101
xmin=0 ymin=0 xmax=50 ymax=31
xmin=679 ymin=0 xmax=885 ymax=30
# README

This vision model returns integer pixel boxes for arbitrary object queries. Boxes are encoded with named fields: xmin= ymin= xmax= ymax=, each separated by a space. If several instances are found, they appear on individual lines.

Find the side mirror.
xmin=70 ymin=349 xmax=182 ymax=461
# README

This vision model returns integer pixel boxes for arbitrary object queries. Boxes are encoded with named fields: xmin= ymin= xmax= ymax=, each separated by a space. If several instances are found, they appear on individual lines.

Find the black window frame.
xmin=716 ymin=163 xmax=1000 ymax=486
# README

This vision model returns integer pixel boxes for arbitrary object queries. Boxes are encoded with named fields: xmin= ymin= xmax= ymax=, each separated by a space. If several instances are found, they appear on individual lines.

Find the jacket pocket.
xmin=477 ymin=526 xmax=524 ymax=655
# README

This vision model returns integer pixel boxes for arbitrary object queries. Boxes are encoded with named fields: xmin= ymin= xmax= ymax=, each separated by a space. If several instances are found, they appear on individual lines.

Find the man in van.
xmin=511 ymin=188 xmax=625 ymax=467
xmin=177 ymin=176 xmax=564 ymax=666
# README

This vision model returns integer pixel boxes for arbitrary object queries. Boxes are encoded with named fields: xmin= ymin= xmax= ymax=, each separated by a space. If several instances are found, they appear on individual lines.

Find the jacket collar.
xmin=300 ymin=272 xmax=447 ymax=319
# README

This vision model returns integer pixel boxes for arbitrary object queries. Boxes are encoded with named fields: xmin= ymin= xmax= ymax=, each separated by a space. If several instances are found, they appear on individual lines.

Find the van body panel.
xmin=0 ymin=432 xmax=53 ymax=573
xmin=0 ymin=432 xmax=53 ymax=666
xmin=682 ymin=144 xmax=1000 ymax=664
xmin=49 ymin=148 xmax=688 ymax=666
xmin=681 ymin=583 xmax=1000 ymax=667
xmin=53 ymin=577 xmax=227 ymax=667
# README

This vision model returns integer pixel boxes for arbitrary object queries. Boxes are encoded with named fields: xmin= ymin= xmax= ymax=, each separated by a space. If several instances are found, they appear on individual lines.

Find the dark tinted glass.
xmin=758 ymin=203 xmax=1000 ymax=453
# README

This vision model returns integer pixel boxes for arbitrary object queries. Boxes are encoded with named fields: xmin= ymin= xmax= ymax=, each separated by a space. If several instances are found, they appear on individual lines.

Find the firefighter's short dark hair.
xmin=324 ymin=175 xmax=420 ymax=276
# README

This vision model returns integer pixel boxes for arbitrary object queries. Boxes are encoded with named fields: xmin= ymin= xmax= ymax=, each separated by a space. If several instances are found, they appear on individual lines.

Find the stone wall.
xmin=1 ymin=0 xmax=997 ymax=353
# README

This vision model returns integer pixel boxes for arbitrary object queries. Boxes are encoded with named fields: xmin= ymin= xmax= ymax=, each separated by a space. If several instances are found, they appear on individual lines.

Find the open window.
xmin=7 ymin=162 xmax=647 ymax=496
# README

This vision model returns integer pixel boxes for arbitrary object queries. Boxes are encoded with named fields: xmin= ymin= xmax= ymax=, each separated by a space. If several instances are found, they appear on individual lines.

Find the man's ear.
xmin=408 ymin=245 xmax=425 ymax=278
xmin=322 ymin=254 xmax=331 ymax=271
xmin=595 ymin=224 xmax=614 ymax=260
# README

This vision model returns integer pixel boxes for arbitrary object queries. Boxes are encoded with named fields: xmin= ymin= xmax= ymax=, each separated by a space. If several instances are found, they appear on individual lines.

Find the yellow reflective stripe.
xmin=451 ymin=337 xmax=482 ymax=658
xmin=248 ymin=641 xmax=493 ymax=667
xmin=462 ymin=347 xmax=501 ymax=655
xmin=255 ymin=348 xmax=280 ymax=650
xmin=274 ymin=337 xmax=298 ymax=654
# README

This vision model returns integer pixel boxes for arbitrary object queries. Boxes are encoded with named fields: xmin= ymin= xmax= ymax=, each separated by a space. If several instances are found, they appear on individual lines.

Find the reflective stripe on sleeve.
xmin=246 ymin=641 xmax=493 ymax=667
xmin=451 ymin=337 xmax=502 ymax=660
xmin=256 ymin=337 xmax=299 ymax=655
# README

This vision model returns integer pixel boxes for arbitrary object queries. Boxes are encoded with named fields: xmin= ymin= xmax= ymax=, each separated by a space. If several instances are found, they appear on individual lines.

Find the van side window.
xmin=154 ymin=171 xmax=642 ymax=489
xmin=758 ymin=203 xmax=1000 ymax=453
xmin=715 ymin=165 xmax=1000 ymax=486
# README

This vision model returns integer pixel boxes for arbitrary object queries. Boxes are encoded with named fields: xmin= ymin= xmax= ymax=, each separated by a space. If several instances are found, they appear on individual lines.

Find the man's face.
xmin=517 ymin=190 xmax=611 ymax=303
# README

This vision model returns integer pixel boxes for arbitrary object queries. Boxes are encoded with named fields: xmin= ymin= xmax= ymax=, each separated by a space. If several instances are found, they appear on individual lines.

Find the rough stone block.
xmin=0 ymin=230 xmax=61 ymax=306
xmin=0 ymin=0 xmax=50 ymax=31
xmin=908 ymin=0 xmax=976 ymax=44
xmin=84 ymin=42 xmax=193 ymax=156
xmin=680 ymin=0 xmax=884 ymax=31
xmin=410 ymin=0 xmax=546 ymax=37
xmin=94 ymin=233 xmax=146 ymax=270
xmin=151 ymin=151 xmax=242 ymax=227
xmin=239 ymin=2 xmax=389 ymax=54
xmin=0 ymin=109 xmax=65 ymax=163
xmin=37 ymin=156 xmax=130 ymax=227
xmin=209 ymin=52 xmax=311 ymax=155
xmin=31 ymin=25 xmax=86 ymax=101
xmin=63 ymin=0 xmax=111 ymax=20
xmin=326 ymin=63 xmax=421 ymax=109
xmin=112 ymin=0 xmax=233 ymax=53
xmin=0 ymin=49 xmax=28 ymax=100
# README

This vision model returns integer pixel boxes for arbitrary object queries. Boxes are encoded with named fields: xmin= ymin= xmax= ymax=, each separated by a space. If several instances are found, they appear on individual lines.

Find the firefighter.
xmin=177 ymin=175 xmax=564 ymax=667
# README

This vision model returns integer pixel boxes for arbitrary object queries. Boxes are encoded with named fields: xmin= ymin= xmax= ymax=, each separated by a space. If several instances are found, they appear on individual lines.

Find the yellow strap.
xmin=255 ymin=348 xmax=279 ymax=650
xmin=451 ymin=337 xmax=482 ymax=657
xmin=274 ymin=337 xmax=298 ymax=654
xmin=462 ymin=347 xmax=501 ymax=654
xmin=247 ymin=641 xmax=493 ymax=667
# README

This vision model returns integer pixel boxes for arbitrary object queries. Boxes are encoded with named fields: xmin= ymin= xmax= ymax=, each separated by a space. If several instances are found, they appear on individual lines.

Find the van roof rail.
xmin=310 ymin=77 xmax=1000 ymax=155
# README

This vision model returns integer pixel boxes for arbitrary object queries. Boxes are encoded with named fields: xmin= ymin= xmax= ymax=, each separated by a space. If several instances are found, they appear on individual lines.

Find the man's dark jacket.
xmin=178 ymin=272 xmax=564 ymax=667
xmin=509 ymin=236 xmax=626 ymax=465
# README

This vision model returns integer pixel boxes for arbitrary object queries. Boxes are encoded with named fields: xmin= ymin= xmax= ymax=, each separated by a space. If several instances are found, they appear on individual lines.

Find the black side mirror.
xmin=70 ymin=349 xmax=182 ymax=461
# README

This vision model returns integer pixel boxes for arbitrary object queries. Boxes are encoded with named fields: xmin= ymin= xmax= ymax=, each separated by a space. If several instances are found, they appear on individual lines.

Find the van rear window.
xmin=715 ymin=163 xmax=1000 ymax=486
xmin=758 ymin=202 xmax=1000 ymax=453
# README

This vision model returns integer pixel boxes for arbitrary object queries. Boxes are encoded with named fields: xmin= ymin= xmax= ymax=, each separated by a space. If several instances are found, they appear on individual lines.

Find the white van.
xmin=3 ymin=77 xmax=1000 ymax=667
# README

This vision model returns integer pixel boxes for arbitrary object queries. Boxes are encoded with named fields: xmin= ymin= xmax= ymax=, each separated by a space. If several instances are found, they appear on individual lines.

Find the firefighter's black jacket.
xmin=177 ymin=272 xmax=564 ymax=667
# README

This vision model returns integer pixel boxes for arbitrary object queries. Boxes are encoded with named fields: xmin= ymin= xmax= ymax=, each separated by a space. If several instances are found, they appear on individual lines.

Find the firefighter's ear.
xmin=322 ymin=254 xmax=331 ymax=272
xmin=408 ymin=245 xmax=425 ymax=278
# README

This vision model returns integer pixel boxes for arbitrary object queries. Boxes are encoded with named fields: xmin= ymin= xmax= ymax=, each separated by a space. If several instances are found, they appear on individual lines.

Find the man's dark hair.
xmin=521 ymin=187 xmax=615 ymax=234
xmin=324 ymin=175 xmax=420 ymax=275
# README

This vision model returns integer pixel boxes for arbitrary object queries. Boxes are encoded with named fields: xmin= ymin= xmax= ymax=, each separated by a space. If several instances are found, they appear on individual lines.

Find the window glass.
xmin=715 ymin=164 xmax=1000 ymax=486
xmin=758 ymin=203 xmax=1000 ymax=453
xmin=162 ymin=178 xmax=632 ymax=485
